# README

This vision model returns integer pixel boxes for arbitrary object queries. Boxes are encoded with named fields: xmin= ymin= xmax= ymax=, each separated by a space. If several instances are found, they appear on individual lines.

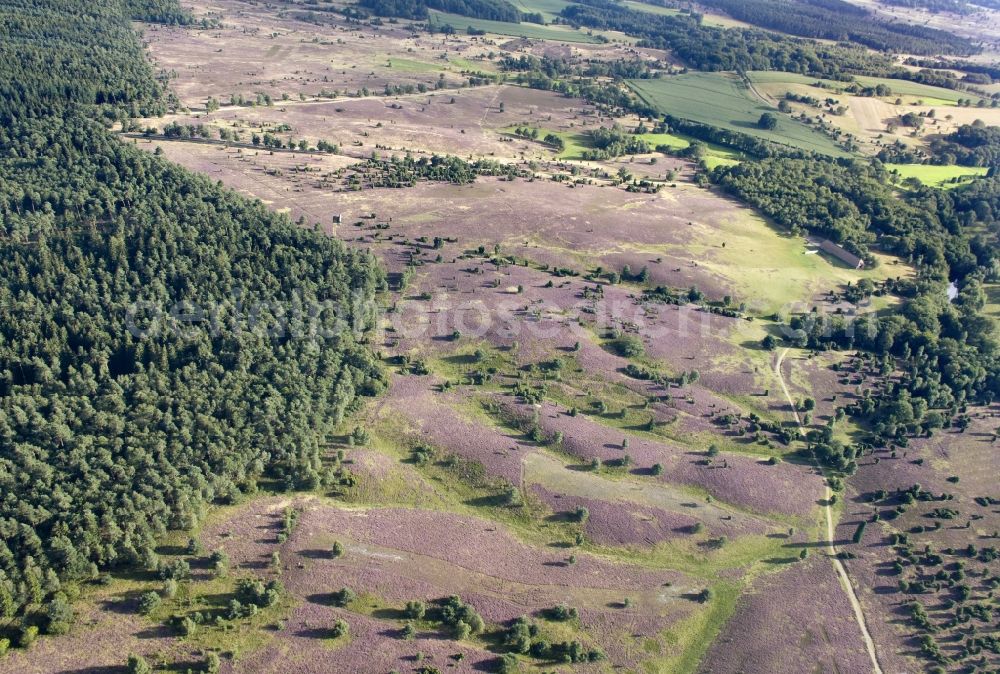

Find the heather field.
xmin=10 ymin=0 xmax=997 ymax=672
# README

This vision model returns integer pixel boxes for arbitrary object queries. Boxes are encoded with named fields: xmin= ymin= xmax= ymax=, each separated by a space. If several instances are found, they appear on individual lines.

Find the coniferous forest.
xmin=0 ymin=0 xmax=384 ymax=623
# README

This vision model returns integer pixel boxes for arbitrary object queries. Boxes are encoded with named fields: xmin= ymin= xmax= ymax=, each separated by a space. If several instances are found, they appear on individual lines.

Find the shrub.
xmin=453 ymin=620 xmax=472 ymax=640
xmin=177 ymin=616 xmax=197 ymax=636
xmin=331 ymin=587 xmax=356 ymax=607
xmin=497 ymin=653 xmax=520 ymax=673
xmin=126 ymin=654 xmax=152 ymax=674
xmin=546 ymin=604 xmax=578 ymax=621
xmin=405 ymin=600 xmax=426 ymax=619
xmin=43 ymin=595 xmax=74 ymax=634
xmin=331 ymin=618 xmax=349 ymax=639
xmin=609 ymin=335 xmax=644 ymax=358
xmin=204 ymin=652 xmax=221 ymax=674
xmin=19 ymin=625 xmax=39 ymax=648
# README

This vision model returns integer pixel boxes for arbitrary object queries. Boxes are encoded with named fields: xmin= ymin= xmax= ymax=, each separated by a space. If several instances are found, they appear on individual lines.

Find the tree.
xmin=0 ymin=584 xmax=14 ymax=619
xmin=331 ymin=541 xmax=345 ymax=558
xmin=758 ymin=113 xmax=778 ymax=130
xmin=138 ymin=591 xmax=161 ymax=615
xmin=852 ymin=521 xmax=867 ymax=543
xmin=44 ymin=595 xmax=74 ymax=635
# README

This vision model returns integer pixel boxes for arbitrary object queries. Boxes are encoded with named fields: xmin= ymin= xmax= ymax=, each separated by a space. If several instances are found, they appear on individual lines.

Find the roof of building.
xmin=818 ymin=239 xmax=863 ymax=268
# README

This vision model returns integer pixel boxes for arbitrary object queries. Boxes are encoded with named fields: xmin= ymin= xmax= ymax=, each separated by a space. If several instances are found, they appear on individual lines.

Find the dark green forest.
xmin=0 ymin=0 xmax=384 ymax=630
xmin=561 ymin=0 xmax=973 ymax=79
xmin=692 ymin=0 xmax=976 ymax=55
xmin=929 ymin=123 xmax=1000 ymax=167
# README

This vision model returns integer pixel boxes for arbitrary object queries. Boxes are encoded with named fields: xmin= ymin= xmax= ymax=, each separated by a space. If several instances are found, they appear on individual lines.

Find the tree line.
xmin=358 ymin=0 xmax=522 ymax=22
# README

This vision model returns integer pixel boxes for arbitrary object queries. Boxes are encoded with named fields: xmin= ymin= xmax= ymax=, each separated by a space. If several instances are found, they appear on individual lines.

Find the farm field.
xmin=747 ymin=70 xmax=1000 ymax=154
xmin=748 ymin=70 xmax=991 ymax=106
xmin=627 ymin=74 xmax=851 ymax=156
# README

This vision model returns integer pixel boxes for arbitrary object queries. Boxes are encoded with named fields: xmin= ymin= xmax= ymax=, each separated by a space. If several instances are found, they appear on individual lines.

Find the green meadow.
xmin=628 ymin=73 xmax=850 ymax=156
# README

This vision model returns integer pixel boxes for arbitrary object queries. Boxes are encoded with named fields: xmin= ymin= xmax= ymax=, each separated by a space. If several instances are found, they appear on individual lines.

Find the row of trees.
xmin=347 ymin=153 xmax=527 ymax=188
xmin=358 ymin=0 xmax=521 ymax=22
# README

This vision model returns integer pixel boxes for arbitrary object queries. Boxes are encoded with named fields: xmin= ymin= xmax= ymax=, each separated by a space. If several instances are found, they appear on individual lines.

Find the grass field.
xmin=622 ymin=0 xmax=681 ymax=16
xmin=385 ymin=57 xmax=442 ymax=73
xmin=621 ymin=0 xmax=750 ymax=27
xmin=428 ymin=9 xmax=604 ymax=43
xmin=637 ymin=131 xmax=742 ymax=167
xmin=885 ymin=163 xmax=989 ymax=188
xmin=748 ymin=70 xmax=989 ymax=106
xmin=509 ymin=0 xmax=572 ymax=22
xmin=628 ymin=74 xmax=850 ymax=157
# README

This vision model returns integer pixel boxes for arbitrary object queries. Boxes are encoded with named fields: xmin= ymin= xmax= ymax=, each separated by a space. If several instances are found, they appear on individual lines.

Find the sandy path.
xmin=774 ymin=348 xmax=883 ymax=674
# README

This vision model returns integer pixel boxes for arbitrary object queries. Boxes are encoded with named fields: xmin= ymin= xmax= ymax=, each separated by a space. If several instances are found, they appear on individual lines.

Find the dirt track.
xmin=775 ymin=347 xmax=883 ymax=674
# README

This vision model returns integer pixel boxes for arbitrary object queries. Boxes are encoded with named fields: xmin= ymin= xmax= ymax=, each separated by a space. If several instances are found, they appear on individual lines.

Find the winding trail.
xmin=775 ymin=347 xmax=884 ymax=674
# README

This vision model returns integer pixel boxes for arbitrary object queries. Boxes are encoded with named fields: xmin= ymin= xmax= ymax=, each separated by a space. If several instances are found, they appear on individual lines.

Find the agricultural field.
xmin=747 ymin=70 xmax=1000 ymax=155
xmin=748 ymin=70 xmax=991 ymax=106
xmin=627 ymin=74 xmax=852 ymax=157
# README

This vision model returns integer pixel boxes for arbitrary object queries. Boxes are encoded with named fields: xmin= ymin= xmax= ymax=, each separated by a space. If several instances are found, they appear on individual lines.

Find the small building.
xmin=818 ymin=239 xmax=864 ymax=269
xmin=332 ymin=213 xmax=342 ymax=225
